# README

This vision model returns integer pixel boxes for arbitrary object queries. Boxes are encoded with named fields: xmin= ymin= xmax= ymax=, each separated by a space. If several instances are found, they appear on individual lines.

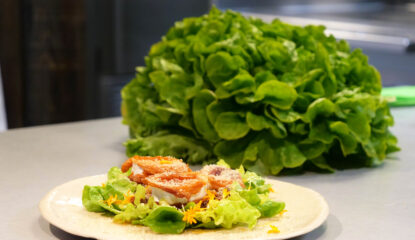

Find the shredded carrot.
xmin=101 ymin=183 xmax=106 ymax=188
xmin=279 ymin=210 xmax=287 ymax=215
xmin=267 ymin=225 xmax=280 ymax=234
xmin=269 ymin=187 xmax=274 ymax=192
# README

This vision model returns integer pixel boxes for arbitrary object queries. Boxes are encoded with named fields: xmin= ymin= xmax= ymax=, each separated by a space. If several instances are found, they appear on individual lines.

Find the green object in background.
xmin=382 ymin=86 xmax=415 ymax=107
xmin=121 ymin=7 xmax=400 ymax=175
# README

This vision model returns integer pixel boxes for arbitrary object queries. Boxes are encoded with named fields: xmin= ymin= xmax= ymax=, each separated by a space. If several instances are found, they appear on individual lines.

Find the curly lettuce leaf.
xmin=101 ymin=168 xmax=137 ymax=200
xmin=134 ymin=184 xmax=146 ymax=205
xmin=82 ymin=185 xmax=105 ymax=212
xmin=113 ymin=203 xmax=151 ymax=224
xmin=235 ymin=170 xmax=285 ymax=217
xmin=82 ymin=167 xmax=137 ymax=214
xmin=195 ymin=191 xmax=261 ymax=229
xmin=121 ymin=7 xmax=399 ymax=175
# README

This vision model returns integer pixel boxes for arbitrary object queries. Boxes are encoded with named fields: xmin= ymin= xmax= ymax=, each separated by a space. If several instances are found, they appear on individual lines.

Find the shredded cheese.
xmin=104 ymin=191 xmax=135 ymax=206
xmin=267 ymin=225 xmax=280 ymax=234
xmin=279 ymin=210 xmax=287 ymax=215
xmin=121 ymin=190 xmax=134 ymax=204
xmin=105 ymin=194 xmax=118 ymax=206
xmin=203 ymin=190 xmax=216 ymax=202
xmin=159 ymin=160 xmax=173 ymax=164
xmin=222 ymin=188 xmax=230 ymax=198
xmin=182 ymin=201 xmax=204 ymax=224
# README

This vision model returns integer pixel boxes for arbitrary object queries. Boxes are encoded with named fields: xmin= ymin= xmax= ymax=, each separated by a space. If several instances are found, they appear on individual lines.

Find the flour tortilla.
xmin=39 ymin=174 xmax=328 ymax=240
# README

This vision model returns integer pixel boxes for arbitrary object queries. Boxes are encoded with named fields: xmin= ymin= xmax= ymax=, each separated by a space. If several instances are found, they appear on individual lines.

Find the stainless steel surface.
xmin=0 ymin=108 xmax=414 ymax=239
xmin=243 ymin=13 xmax=415 ymax=51
xmin=220 ymin=1 xmax=415 ymax=28
xmin=242 ymin=12 xmax=415 ymax=87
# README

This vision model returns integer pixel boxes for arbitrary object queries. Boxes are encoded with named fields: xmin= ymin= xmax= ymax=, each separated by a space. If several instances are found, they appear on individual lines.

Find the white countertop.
xmin=0 ymin=107 xmax=414 ymax=240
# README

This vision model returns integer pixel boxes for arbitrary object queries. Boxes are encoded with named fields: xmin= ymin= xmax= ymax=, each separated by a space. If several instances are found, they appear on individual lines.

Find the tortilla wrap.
xmin=39 ymin=174 xmax=328 ymax=240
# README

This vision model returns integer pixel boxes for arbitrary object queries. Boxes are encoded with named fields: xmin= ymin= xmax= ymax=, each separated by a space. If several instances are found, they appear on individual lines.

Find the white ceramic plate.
xmin=39 ymin=175 xmax=329 ymax=240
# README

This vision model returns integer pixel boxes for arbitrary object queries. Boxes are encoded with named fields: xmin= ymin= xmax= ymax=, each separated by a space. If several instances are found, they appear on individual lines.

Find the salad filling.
xmin=82 ymin=156 xmax=285 ymax=234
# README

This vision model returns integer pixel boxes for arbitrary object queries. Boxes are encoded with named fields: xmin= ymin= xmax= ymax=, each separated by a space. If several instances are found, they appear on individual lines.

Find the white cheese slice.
xmin=151 ymin=187 xmax=187 ymax=205
xmin=131 ymin=163 xmax=143 ymax=175
xmin=151 ymin=184 xmax=208 ymax=205
xmin=189 ymin=184 xmax=208 ymax=202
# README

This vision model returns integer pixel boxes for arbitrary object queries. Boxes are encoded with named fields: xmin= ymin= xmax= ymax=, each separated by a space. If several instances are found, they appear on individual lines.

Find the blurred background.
xmin=0 ymin=0 xmax=414 ymax=130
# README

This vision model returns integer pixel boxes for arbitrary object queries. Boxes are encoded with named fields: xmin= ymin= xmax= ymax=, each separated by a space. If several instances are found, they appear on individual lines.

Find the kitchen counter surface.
xmin=1 ymin=107 xmax=414 ymax=240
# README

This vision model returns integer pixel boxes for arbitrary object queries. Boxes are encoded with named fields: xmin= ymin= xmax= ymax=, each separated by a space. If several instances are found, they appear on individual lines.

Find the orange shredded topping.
xmin=105 ymin=194 xmax=118 ymax=206
xmin=159 ymin=160 xmax=173 ymax=164
xmin=269 ymin=187 xmax=274 ymax=192
xmin=121 ymin=190 xmax=134 ymax=204
xmin=203 ymin=190 xmax=216 ymax=201
xmin=222 ymin=188 xmax=230 ymax=198
xmin=182 ymin=201 xmax=204 ymax=224
xmin=104 ymin=191 xmax=134 ymax=206
xmin=267 ymin=225 xmax=280 ymax=234
xmin=279 ymin=210 xmax=287 ymax=215
xmin=101 ymin=183 xmax=106 ymax=188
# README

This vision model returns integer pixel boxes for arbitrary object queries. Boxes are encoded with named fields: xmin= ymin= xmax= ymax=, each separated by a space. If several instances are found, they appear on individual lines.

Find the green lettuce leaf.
xmin=101 ymin=168 xmax=137 ymax=200
xmin=82 ymin=185 xmax=105 ymax=212
xmin=141 ymin=206 xmax=186 ymax=234
xmin=82 ymin=167 xmax=137 ymax=215
xmin=134 ymin=185 xmax=146 ymax=205
xmin=113 ymin=203 xmax=151 ymax=224
xmin=214 ymin=112 xmax=250 ymax=140
xmin=256 ymin=201 xmax=285 ymax=217
xmin=195 ymin=191 xmax=261 ymax=229
xmin=121 ymin=7 xmax=399 ymax=175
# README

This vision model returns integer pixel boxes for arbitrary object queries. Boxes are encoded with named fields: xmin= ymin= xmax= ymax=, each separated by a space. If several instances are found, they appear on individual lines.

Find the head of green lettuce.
xmin=121 ymin=7 xmax=399 ymax=175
